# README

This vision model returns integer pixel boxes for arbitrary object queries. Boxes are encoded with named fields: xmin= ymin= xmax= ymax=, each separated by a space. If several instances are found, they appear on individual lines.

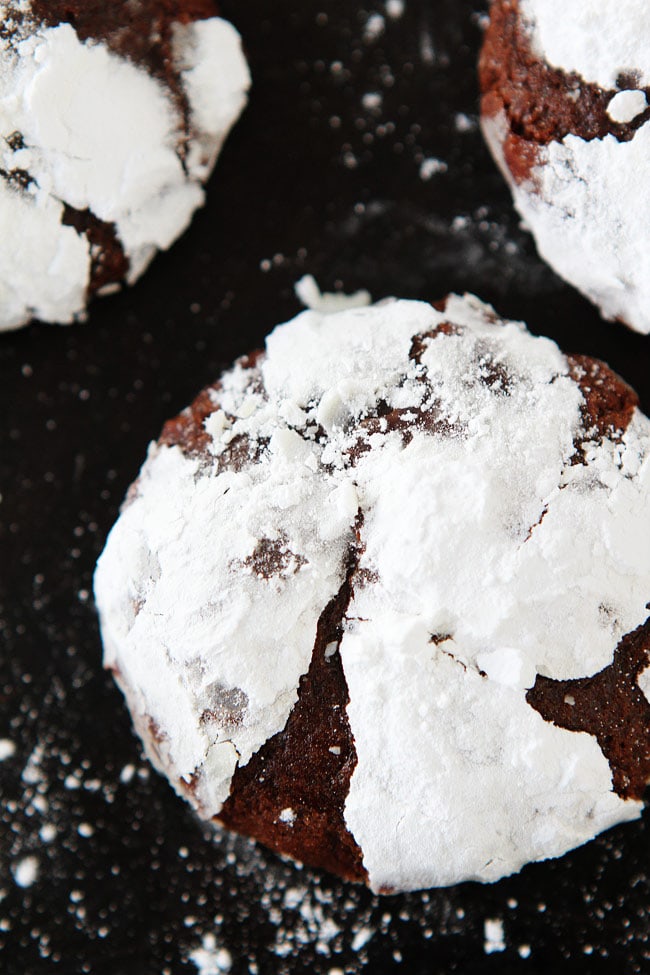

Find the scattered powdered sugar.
xmin=0 ymin=3 xmax=250 ymax=330
xmin=363 ymin=13 xmax=386 ymax=43
xmin=95 ymin=294 xmax=650 ymax=892
xmin=351 ymin=926 xmax=374 ymax=951
xmin=484 ymin=917 xmax=506 ymax=954
xmin=0 ymin=739 xmax=16 ymax=761
xmin=419 ymin=157 xmax=448 ymax=180
xmin=521 ymin=0 xmax=650 ymax=89
xmin=385 ymin=0 xmax=405 ymax=19
xmin=295 ymin=275 xmax=372 ymax=313
xmin=12 ymin=856 xmax=39 ymax=889
xmin=278 ymin=807 xmax=297 ymax=825
xmin=190 ymin=933 xmax=232 ymax=974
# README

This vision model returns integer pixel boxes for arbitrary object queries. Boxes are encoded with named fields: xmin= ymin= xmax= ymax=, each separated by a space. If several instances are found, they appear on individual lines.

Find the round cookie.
xmin=94 ymin=294 xmax=650 ymax=893
xmin=0 ymin=1 xmax=250 ymax=330
xmin=479 ymin=0 xmax=650 ymax=334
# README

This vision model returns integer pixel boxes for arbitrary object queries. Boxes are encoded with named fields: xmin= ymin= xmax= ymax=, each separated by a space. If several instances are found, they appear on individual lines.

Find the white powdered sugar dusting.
xmin=484 ymin=918 xmax=506 ymax=954
xmin=12 ymin=856 xmax=39 ymax=889
xmin=171 ymin=18 xmax=250 ymax=184
xmin=607 ymin=90 xmax=648 ymax=124
xmin=0 ymin=3 xmax=250 ymax=330
xmin=0 ymin=739 xmax=16 ymax=761
xmin=190 ymin=933 xmax=232 ymax=974
xmin=95 ymin=294 xmax=650 ymax=892
xmin=521 ymin=0 xmax=650 ymax=89
xmin=294 ymin=274 xmax=372 ymax=313
xmin=483 ymin=2 xmax=650 ymax=334
xmin=482 ymin=110 xmax=650 ymax=334
xmin=638 ymin=665 xmax=650 ymax=704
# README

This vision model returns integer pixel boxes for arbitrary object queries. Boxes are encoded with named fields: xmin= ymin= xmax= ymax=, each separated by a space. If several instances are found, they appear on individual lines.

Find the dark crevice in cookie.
xmin=566 ymin=354 xmax=639 ymax=461
xmin=61 ymin=204 xmax=130 ymax=294
xmin=479 ymin=0 xmax=650 ymax=182
xmin=218 ymin=523 xmax=368 ymax=884
xmin=526 ymin=618 xmax=650 ymax=800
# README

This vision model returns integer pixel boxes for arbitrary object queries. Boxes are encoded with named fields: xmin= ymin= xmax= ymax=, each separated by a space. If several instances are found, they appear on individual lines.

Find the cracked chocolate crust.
xmin=479 ymin=0 xmax=650 ymax=183
xmin=527 ymin=618 xmax=650 ymax=801
xmin=61 ymin=205 xmax=129 ymax=294
xmin=150 ymin=300 xmax=650 ymax=872
xmin=566 ymin=354 xmax=639 ymax=459
xmin=159 ymin=351 xmax=266 ymax=467
xmin=218 ymin=531 xmax=368 ymax=884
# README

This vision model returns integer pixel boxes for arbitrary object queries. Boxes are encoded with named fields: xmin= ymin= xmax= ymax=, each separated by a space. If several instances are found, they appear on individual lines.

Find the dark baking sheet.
xmin=1 ymin=2 xmax=650 ymax=973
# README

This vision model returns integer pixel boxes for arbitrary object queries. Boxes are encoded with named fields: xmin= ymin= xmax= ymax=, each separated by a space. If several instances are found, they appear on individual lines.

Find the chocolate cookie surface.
xmin=480 ymin=0 xmax=650 ymax=333
xmin=0 ymin=0 xmax=250 ymax=330
xmin=94 ymin=294 xmax=650 ymax=893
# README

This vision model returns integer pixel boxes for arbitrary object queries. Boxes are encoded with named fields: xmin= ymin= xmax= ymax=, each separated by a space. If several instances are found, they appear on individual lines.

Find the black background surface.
xmin=1 ymin=2 xmax=650 ymax=973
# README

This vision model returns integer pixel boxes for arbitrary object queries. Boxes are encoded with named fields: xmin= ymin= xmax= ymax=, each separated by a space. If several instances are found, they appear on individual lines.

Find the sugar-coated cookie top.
xmin=95 ymin=294 xmax=650 ymax=892
xmin=521 ymin=0 xmax=650 ymax=89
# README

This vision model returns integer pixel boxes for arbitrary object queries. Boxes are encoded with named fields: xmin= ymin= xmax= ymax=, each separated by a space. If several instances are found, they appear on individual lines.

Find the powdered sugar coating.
xmin=639 ymin=666 xmax=650 ymax=704
xmin=483 ymin=111 xmax=650 ymax=334
xmin=95 ymin=295 xmax=650 ymax=891
xmin=521 ymin=0 xmax=650 ymax=89
xmin=481 ymin=3 xmax=650 ymax=334
xmin=0 ymin=4 xmax=250 ymax=330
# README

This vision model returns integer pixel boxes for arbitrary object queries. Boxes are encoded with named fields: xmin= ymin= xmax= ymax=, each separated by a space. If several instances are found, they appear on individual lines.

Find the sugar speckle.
xmin=12 ymin=856 xmax=39 ymax=889
xmin=419 ymin=157 xmax=448 ymax=180
xmin=119 ymin=763 xmax=136 ymax=784
xmin=351 ymin=926 xmax=374 ymax=951
xmin=484 ymin=917 xmax=506 ymax=954
xmin=0 ymin=739 xmax=16 ymax=761
xmin=190 ymin=934 xmax=232 ymax=974
xmin=607 ymin=90 xmax=648 ymax=124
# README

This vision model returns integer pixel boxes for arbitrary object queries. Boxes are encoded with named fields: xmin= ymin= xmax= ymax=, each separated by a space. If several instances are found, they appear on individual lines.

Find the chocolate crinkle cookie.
xmin=480 ymin=0 xmax=650 ymax=334
xmin=94 ymin=294 xmax=650 ymax=893
xmin=0 ymin=0 xmax=250 ymax=330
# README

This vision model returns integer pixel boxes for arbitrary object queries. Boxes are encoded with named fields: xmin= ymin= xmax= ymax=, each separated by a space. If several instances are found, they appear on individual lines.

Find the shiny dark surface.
xmin=1 ymin=2 xmax=649 ymax=973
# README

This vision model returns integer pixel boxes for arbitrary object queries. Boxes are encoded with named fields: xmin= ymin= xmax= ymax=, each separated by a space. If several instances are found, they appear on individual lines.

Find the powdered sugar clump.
xmin=484 ymin=917 xmax=506 ymax=954
xmin=638 ymin=666 xmax=650 ymax=704
xmin=190 ymin=933 xmax=232 ymax=974
xmin=12 ymin=856 xmax=39 ymax=889
xmin=0 ymin=3 xmax=250 ymax=330
xmin=95 ymin=294 xmax=650 ymax=892
xmin=294 ymin=275 xmax=371 ymax=314
xmin=0 ymin=740 xmax=16 ymax=761
xmin=607 ymin=90 xmax=648 ymax=124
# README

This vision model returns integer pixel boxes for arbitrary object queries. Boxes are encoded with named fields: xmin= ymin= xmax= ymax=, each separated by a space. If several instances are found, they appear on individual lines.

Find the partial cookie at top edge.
xmin=479 ymin=0 xmax=650 ymax=333
xmin=0 ymin=0 xmax=250 ymax=330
